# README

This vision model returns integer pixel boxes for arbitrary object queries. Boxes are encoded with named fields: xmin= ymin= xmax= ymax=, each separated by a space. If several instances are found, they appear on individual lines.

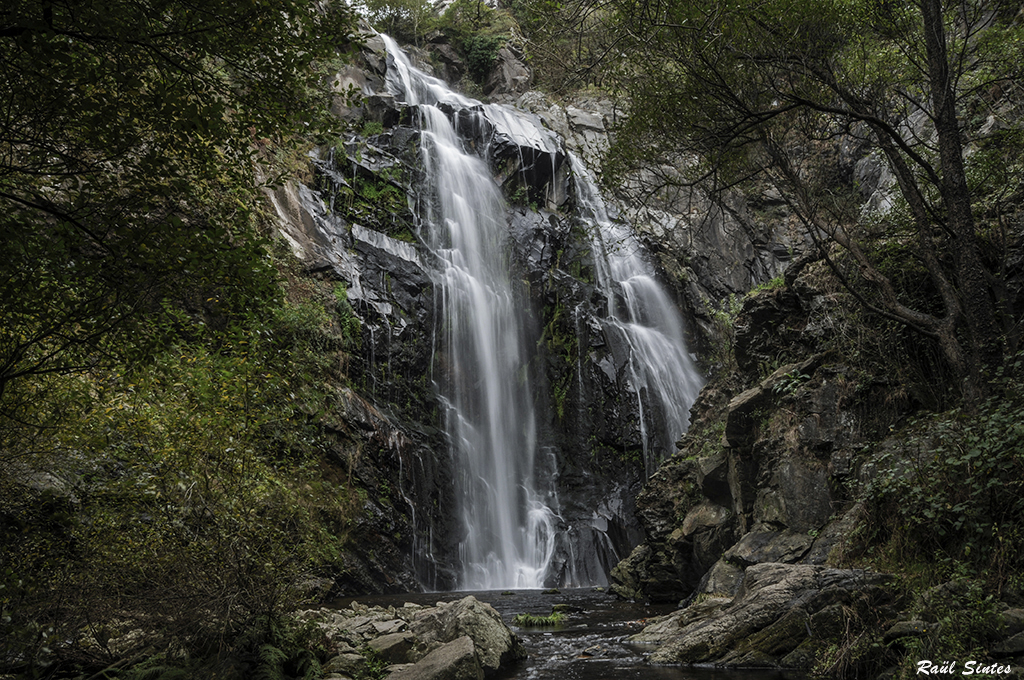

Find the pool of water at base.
xmin=330 ymin=588 xmax=808 ymax=680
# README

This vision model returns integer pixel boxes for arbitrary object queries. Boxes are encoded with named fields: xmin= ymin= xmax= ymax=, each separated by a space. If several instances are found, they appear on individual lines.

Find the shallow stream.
xmin=332 ymin=588 xmax=807 ymax=680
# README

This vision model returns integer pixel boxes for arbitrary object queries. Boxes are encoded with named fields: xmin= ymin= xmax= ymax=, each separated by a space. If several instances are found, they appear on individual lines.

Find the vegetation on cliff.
xmin=0 ymin=1 xmax=371 ymax=677
xmin=359 ymin=0 xmax=521 ymax=89
xmin=602 ymin=0 xmax=1023 ymax=404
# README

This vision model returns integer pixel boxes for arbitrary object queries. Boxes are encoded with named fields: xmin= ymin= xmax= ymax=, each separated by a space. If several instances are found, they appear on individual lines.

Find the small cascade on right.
xmin=570 ymin=154 xmax=705 ymax=473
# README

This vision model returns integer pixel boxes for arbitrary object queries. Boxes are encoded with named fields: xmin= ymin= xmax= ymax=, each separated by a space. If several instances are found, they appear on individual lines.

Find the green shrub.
xmin=463 ymin=34 xmax=506 ymax=81
xmin=511 ymin=611 xmax=566 ymax=627
xmin=0 ymin=297 xmax=360 ymax=676
xmin=434 ymin=0 xmax=516 ymax=83
xmin=861 ymin=354 xmax=1024 ymax=588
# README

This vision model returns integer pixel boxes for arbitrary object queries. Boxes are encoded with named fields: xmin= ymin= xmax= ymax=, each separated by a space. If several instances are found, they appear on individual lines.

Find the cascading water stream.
xmin=382 ymin=36 xmax=556 ymax=590
xmin=568 ymin=154 xmax=704 ymax=472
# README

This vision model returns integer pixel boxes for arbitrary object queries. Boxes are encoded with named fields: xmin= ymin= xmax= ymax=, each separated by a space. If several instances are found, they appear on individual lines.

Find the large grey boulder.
xmin=410 ymin=597 xmax=525 ymax=675
xmin=389 ymin=636 xmax=483 ymax=680
xmin=301 ymin=597 xmax=524 ymax=678
xmin=368 ymin=632 xmax=419 ymax=664
xmin=722 ymin=529 xmax=813 ymax=567
xmin=483 ymin=45 xmax=532 ymax=96
xmin=324 ymin=652 xmax=367 ymax=676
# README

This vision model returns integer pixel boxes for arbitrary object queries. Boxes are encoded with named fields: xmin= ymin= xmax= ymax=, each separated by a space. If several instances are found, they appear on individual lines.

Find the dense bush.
xmin=0 ymin=292 xmax=360 ymax=677
xmin=862 ymin=355 xmax=1024 ymax=591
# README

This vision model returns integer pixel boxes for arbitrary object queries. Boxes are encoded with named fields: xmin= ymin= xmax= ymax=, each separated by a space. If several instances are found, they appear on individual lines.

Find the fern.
xmin=296 ymin=652 xmax=323 ymax=680
xmin=254 ymin=643 xmax=288 ymax=680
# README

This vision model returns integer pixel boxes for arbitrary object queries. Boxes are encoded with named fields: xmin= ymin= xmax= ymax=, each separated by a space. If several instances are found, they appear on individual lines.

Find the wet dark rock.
xmin=364 ymin=93 xmax=404 ymax=127
xmin=611 ymin=489 xmax=735 ymax=603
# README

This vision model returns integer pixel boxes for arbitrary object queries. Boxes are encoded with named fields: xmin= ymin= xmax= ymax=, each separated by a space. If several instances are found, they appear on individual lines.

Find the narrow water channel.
xmin=332 ymin=589 xmax=807 ymax=680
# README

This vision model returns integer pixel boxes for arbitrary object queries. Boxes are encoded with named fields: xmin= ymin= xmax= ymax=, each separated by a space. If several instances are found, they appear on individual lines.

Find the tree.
xmin=359 ymin=0 xmax=438 ymax=46
xmin=0 ymin=0 xmax=356 ymax=423
xmin=507 ymin=0 xmax=621 ymax=91
xmin=603 ymin=0 xmax=1024 ymax=401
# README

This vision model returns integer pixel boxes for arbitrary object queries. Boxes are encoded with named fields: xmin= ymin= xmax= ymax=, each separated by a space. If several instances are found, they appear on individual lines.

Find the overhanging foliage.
xmin=0 ymin=0 xmax=356 ymax=416
xmin=602 ymin=0 xmax=1024 ymax=402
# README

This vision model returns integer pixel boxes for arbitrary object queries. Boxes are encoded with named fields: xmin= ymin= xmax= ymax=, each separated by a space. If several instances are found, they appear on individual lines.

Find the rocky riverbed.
xmin=309 ymin=589 xmax=815 ymax=680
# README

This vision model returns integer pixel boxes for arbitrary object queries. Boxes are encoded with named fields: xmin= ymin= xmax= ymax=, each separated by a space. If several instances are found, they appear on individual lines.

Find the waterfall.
xmin=382 ymin=37 xmax=556 ymax=589
xmin=378 ymin=36 xmax=703 ymax=588
xmin=569 ymin=155 xmax=704 ymax=473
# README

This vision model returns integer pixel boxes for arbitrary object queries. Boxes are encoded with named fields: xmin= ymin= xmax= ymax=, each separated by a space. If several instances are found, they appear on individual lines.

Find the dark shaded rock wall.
xmin=609 ymin=281 xmax=909 ymax=603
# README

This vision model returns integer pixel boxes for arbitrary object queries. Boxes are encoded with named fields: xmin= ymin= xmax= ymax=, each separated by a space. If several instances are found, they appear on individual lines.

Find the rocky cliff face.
xmin=268 ymin=30 xmax=758 ymax=591
xmin=266 ymin=21 xmax=848 ymax=595
xmin=608 ymin=279 xmax=901 ymax=604
xmin=512 ymin=91 xmax=806 ymax=360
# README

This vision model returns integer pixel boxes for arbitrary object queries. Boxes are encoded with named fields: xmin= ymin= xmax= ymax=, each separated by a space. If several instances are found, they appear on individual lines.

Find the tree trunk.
xmin=921 ymin=0 xmax=1001 ymax=399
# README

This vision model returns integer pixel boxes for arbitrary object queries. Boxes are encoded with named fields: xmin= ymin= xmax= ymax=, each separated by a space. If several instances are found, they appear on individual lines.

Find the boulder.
xmin=999 ymin=609 xmax=1024 ymax=637
xmin=410 ymin=596 xmax=525 ymax=674
xmin=483 ymin=45 xmax=532 ymax=96
xmin=992 ymin=631 xmax=1024 ymax=658
xmin=389 ymin=636 xmax=483 ymax=680
xmin=324 ymin=652 xmax=367 ymax=676
xmin=723 ymin=529 xmax=813 ymax=566
xmin=368 ymin=632 xmax=419 ymax=664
